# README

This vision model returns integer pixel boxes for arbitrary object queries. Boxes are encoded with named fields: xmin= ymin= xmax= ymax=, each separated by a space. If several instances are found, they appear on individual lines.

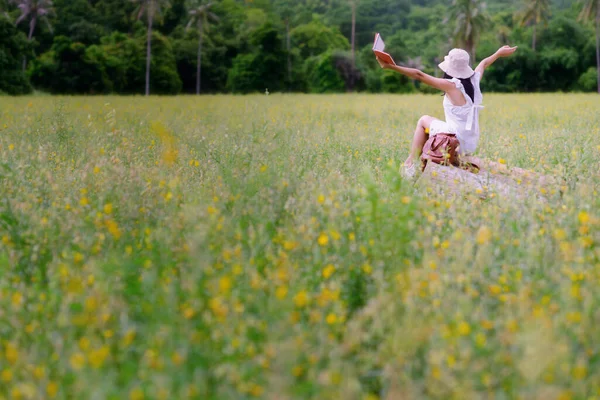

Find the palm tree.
xmin=10 ymin=0 xmax=54 ymax=70
xmin=186 ymin=0 xmax=219 ymax=95
xmin=520 ymin=0 xmax=550 ymax=51
xmin=349 ymin=0 xmax=356 ymax=68
xmin=133 ymin=0 xmax=170 ymax=96
xmin=447 ymin=0 xmax=488 ymax=62
xmin=273 ymin=0 xmax=295 ymax=87
xmin=579 ymin=0 xmax=600 ymax=93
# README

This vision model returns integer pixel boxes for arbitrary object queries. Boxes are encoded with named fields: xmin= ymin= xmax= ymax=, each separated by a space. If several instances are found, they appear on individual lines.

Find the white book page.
xmin=373 ymin=34 xmax=385 ymax=52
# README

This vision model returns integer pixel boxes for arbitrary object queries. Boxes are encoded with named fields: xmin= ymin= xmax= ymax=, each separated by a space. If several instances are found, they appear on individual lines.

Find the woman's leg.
xmin=404 ymin=115 xmax=436 ymax=167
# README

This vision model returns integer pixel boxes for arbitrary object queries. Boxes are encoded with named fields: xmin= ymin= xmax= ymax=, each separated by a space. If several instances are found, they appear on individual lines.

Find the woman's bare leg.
xmin=404 ymin=115 xmax=436 ymax=167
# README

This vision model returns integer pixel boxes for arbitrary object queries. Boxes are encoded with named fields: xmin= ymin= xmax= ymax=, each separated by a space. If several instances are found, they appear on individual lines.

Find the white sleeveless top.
xmin=441 ymin=72 xmax=483 ymax=154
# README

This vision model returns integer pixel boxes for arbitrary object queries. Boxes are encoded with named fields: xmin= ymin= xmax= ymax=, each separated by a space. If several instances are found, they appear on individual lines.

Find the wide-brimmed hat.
xmin=438 ymin=48 xmax=474 ymax=79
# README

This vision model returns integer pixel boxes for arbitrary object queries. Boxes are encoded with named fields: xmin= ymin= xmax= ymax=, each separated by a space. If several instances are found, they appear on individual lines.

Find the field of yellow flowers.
xmin=0 ymin=93 xmax=599 ymax=399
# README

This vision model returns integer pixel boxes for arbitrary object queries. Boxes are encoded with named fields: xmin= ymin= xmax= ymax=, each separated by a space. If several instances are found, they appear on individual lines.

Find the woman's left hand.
xmin=376 ymin=56 xmax=392 ymax=69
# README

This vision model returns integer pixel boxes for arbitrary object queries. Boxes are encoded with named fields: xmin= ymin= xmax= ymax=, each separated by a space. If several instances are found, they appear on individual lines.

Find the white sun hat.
xmin=438 ymin=48 xmax=475 ymax=79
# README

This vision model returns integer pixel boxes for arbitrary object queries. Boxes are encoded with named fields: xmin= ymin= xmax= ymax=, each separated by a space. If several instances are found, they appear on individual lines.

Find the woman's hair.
xmin=443 ymin=72 xmax=475 ymax=103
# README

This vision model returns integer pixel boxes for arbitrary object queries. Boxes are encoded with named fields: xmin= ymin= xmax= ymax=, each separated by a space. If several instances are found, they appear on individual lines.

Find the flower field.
xmin=0 ymin=94 xmax=599 ymax=399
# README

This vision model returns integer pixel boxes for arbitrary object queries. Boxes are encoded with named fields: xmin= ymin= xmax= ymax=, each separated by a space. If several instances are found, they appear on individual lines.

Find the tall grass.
xmin=0 ymin=94 xmax=598 ymax=399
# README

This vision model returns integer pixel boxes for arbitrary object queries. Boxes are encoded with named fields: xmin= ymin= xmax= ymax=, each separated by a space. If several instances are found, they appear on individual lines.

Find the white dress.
xmin=428 ymin=72 xmax=483 ymax=155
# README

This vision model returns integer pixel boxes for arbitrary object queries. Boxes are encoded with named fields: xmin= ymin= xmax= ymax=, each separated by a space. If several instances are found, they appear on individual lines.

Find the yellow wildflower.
xmin=326 ymin=313 xmax=338 ymax=325
xmin=318 ymin=232 xmax=329 ymax=246
xmin=70 ymin=352 xmax=86 ymax=370
xmin=293 ymin=290 xmax=309 ymax=307
xmin=457 ymin=321 xmax=471 ymax=336
xmin=476 ymin=226 xmax=492 ymax=245
xmin=129 ymin=387 xmax=144 ymax=400
xmin=322 ymin=264 xmax=335 ymax=279
xmin=275 ymin=286 xmax=288 ymax=299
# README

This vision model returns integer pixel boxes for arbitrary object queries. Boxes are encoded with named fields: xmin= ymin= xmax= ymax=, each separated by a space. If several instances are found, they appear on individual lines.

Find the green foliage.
xmin=227 ymin=23 xmax=286 ymax=93
xmin=147 ymin=31 xmax=183 ymax=94
xmin=227 ymin=53 xmax=261 ymax=93
xmin=291 ymin=19 xmax=349 ymax=59
xmin=29 ymin=31 xmax=181 ymax=94
xmin=579 ymin=67 xmax=598 ymax=92
xmin=0 ymin=0 xmax=599 ymax=94
xmin=304 ymin=51 xmax=346 ymax=93
xmin=98 ymin=32 xmax=146 ymax=93
xmin=30 ymin=36 xmax=109 ymax=94
xmin=0 ymin=15 xmax=32 ymax=94
xmin=380 ymin=69 xmax=415 ymax=93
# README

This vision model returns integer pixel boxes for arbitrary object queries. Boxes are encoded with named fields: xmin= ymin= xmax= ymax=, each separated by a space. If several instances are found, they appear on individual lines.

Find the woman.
xmin=376 ymin=45 xmax=517 ymax=177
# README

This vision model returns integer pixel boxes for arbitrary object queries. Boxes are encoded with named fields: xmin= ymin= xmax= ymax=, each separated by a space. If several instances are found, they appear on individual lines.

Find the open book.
xmin=373 ymin=33 xmax=396 ymax=66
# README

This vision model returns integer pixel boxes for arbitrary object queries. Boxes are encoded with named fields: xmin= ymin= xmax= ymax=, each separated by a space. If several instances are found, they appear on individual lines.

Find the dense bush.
xmin=579 ymin=68 xmax=598 ymax=92
xmin=0 ymin=16 xmax=32 ymax=95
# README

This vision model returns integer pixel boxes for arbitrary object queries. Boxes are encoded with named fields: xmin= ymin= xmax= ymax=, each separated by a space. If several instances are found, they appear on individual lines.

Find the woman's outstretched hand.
xmin=376 ymin=56 xmax=393 ymax=69
xmin=496 ymin=45 xmax=518 ymax=57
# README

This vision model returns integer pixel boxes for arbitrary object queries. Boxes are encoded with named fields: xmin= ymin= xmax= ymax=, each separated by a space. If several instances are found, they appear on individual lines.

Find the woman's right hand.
xmin=496 ymin=45 xmax=518 ymax=57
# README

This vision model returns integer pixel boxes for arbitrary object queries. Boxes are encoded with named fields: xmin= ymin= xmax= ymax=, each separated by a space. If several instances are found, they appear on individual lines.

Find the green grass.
xmin=0 ymin=94 xmax=599 ymax=399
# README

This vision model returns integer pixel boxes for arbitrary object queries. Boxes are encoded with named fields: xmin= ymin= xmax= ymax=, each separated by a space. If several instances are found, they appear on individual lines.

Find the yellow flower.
xmin=363 ymin=395 xmax=379 ymax=400
xmin=488 ymin=284 xmax=502 ymax=295
xmin=322 ymin=264 xmax=335 ymax=279
xmin=84 ymin=296 xmax=98 ymax=312
xmin=207 ymin=206 xmax=218 ymax=215
xmin=1 ymin=369 xmax=12 ymax=382
xmin=567 ymin=311 xmax=582 ymax=323
xmin=104 ymin=203 xmax=113 ymax=214
xmin=275 ymin=286 xmax=288 ymax=299
xmin=318 ymin=194 xmax=325 ymax=204
xmin=89 ymin=346 xmax=110 ymax=369
xmin=209 ymin=297 xmax=228 ymax=318
xmin=317 ymin=232 xmax=329 ymax=246
xmin=292 ymin=365 xmax=304 ymax=377
xmin=70 ymin=352 xmax=86 ymax=370
xmin=79 ymin=197 xmax=89 ymax=206
xmin=457 ymin=321 xmax=471 ymax=336
xmin=219 ymin=276 xmax=232 ymax=295
xmin=129 ymin=387 xmax=144 ymax=400
xmin=326 ymin=313 xmax=338 ymax=325
xmin=8 ymin=144 xmax=14 ymax=151
xmin=476 ymin=226 xmax=492 ymax=245
xmin=47 ymin=382 xmax=58 ymax=398
xmin=401 ymin=196 xmax=411 ymax=204
xmin=362 ymin=263 xmax=373 ymax=275
xmin=5 ymin=343 xmax=18 ymax=365
xmin=122 ymin=329 xmax=136 ymax=347
xmin=475 ymin=333 xmax=486 ymax=347
xmin=106 ymin=219 xmax=121 ymax=239
xmin=171 ymin=352 xmax=184 ymax=366
xmin=78 ymin=337 xmax=90 ymax=351
xmin=182 ymin=306 xmax=194 ymax=320
xmin=11 ymin=292 xmax=22 ymax=309
xmin=93 ymin=166 xmax=101 ymax=174
xmin=294 ymin=290 xmax=309 ymax=307
xmin=249 ymin=384 xmax=264 ymax=397
xmin=572 ymin=365 xmax=587 ymax=380
xmin=578 ymin=211 xmax=590 ymax=224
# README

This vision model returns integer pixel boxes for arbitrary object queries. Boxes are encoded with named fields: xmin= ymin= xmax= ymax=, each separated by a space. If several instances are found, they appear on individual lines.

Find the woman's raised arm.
xmin=475 ymin=46 xmax=518 ymax=78
xmin=376 ymin=57 xmax=456 ymax=92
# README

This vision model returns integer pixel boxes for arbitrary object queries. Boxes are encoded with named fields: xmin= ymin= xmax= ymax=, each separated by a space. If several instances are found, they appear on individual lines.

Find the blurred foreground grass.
xmin=0 ymin=94 xmax=599 ymax=399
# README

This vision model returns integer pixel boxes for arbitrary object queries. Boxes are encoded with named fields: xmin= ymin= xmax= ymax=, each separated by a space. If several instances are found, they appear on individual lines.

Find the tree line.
xmin=0 ymin=0 xmax=598 ymax=95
